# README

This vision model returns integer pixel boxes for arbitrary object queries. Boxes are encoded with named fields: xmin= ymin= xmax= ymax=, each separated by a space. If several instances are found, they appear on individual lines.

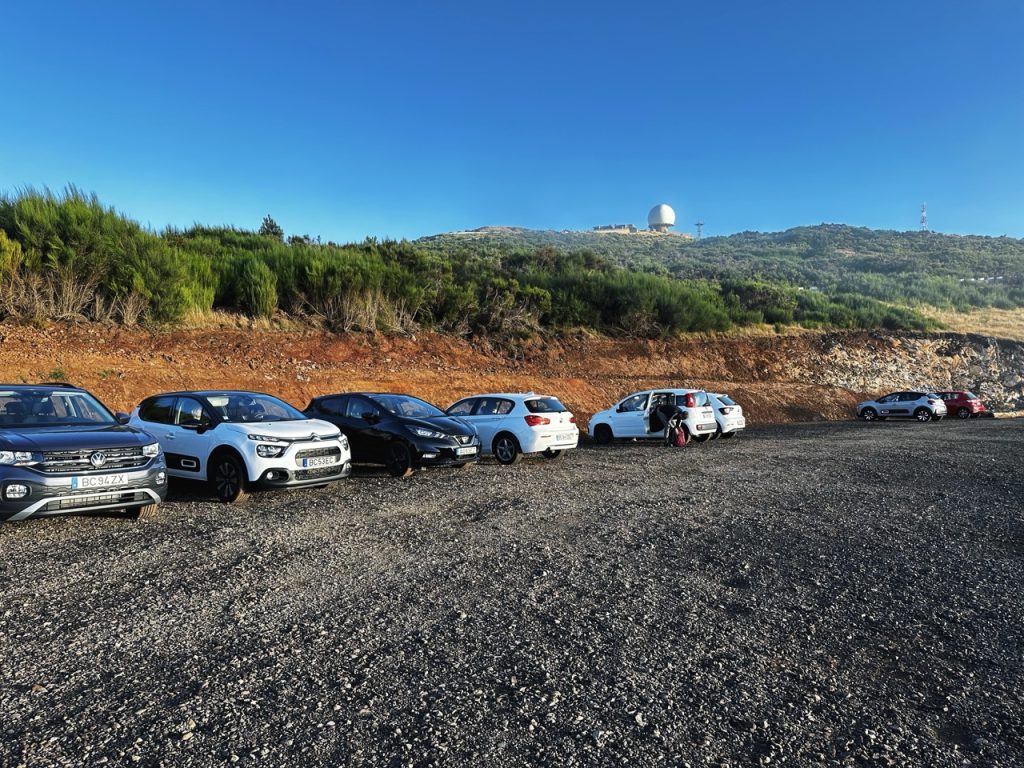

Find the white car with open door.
xmin=445 ymin=393 xmax=579 ymax=465
xmin=709 ymin=392 xmax=746 ymax=438
xmin=130 ymin=390 xmax=351 ymax=502
xmin=588 ymin=388 xmax=717 ymax=445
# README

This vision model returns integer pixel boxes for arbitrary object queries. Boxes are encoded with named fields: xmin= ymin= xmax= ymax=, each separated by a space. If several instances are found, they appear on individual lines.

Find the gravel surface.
xmin=1 ymin=420 xmax=1022 ymax=767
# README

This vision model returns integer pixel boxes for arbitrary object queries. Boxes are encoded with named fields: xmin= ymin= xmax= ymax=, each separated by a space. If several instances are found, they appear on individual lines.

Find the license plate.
xmin=71 ymin=473 xmax=128 ymax=490
xmin=456 ymin=446 xmax=478 ymax=457
xmin=299 ymin=455 xmax=338 ymax=468
xmin=556 ymin=432 xmax=575 ymax=441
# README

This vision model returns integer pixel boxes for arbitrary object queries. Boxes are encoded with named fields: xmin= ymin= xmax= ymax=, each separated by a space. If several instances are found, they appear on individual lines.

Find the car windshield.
xmin=372 ymin=394 xmax=445 ymax=419
xmin=525 ymin=397 xmax=567 ymax=413
xmin=204 ymin=393 xmax=306 ymax=423
xmin=0 ymin=389 xmax=117 ymax=428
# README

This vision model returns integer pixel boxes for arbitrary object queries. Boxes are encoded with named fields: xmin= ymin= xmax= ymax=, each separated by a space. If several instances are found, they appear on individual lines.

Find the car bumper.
xmin=0 ymin=461 xmax=168 ymax=522
xmin=692 ymin=421 xmax=718 ymax=433
xmin=411 ymin=438 xmax=482 ymax=467
xmin=256 ymin=460 xmax=352 ymax=488
xmin=718 ymin=417 xmax=746 ymax=432
xmin=519 ymin=428 xmax=580 ymax=454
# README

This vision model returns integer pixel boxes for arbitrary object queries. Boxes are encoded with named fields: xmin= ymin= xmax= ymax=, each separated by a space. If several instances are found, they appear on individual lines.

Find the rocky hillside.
xmin=0 ymin=324 xmax=1021 ymax=426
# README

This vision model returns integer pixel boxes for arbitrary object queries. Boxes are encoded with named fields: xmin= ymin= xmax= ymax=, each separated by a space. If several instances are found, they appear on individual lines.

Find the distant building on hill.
xmin=593 ymin=224 xmax=638 ymax=233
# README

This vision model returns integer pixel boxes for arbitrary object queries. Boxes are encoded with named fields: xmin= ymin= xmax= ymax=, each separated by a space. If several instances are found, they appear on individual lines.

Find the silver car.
xmin=856 ymin=391 xmax=947 ymax=422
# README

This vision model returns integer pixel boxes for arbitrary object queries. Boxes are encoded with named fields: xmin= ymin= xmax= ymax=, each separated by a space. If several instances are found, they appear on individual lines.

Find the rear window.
xmin=964 ymin=392 xmax=979 ymax=400
xmin=525 ymin=397 xmax=567 ymax=413
xmin=715 ymin=394 xmax=736 ymax=406
xmin=675 ymin=392 xmax=709 ymax=407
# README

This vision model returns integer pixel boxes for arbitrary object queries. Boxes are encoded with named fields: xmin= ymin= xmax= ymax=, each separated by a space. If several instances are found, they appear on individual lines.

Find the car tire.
xmin=957 ymin=407 xmax=971 ymax=419
xmin=593 ymin=424 xmax=613 ymax=445
xmin=720 ymin=430 xmax=736 ymax=439
xmin=711 ymin=427 xmax=722 ymax=440
xmin=914 ymin=408 xmax=932 ymax=423
xmin=542 ymin=448 xmax=562 ymax=460
xmin=133 ymin=503 xmax=160 ymax=521
xmin=692 ymin=432 xmax=712 ymax=443
xmin=210 ymin=452 xmax=248 ymax=503
xmin=386 ymin=443 xmax=414 ymax=478
xmin=493 ymin=433 xmax=522 ymax=465
xmin=861 ymin=408 xmax=877 ymax=422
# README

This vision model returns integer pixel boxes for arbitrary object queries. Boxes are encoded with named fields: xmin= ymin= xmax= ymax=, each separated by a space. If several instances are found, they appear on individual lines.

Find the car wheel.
xmin=957 ymin=407 xmax=971 ymax=419
xmin=593 ymin=424 xmax=613 ymax=445
xmin=711 ymin=427 xmax=722 ymax=440
xmin=692 ymin=432 xmax=712 ymax=443
xmin=386 ymin=443 xmax=414 ymax=478
xmin=720 ymin=430 xmax=736 ymax=439
xmin=493 ymin=433 xmax=522 ymax=465
xmin=210 ymin=453 xmax=248 ymax=503
xmin=861 ymin=407 xmax=877 ymax=422
xmin=542 ymin=448 xmax=562 ymax=460
xmin=133 ymin=503 xmax=160 ymax=521
xmin=914 ymin=408 xmax=932 ymax=423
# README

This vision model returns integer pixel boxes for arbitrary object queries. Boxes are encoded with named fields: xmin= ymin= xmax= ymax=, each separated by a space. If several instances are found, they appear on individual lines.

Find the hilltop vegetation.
xmin=418 ymin=225 xmax=1024 ymax=312
xmin=5 ymin=187 xmax=1019 ymax=338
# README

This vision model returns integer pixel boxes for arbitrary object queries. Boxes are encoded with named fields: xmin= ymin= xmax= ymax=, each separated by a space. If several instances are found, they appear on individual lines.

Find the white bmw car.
xmin=588 ymin=388 xmax=718 ymax=444
xmin=130 ymin=390 xmax=351 ymax=502
xmin=445 ymin=393 xmax=579 ymax=465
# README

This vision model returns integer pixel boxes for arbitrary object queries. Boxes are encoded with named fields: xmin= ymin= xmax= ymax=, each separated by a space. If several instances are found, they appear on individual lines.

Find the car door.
xmin=876 ymin=393 xmax=899 ymax=417
xmin=137 ymin=395 xmax=182 ymax=474
xmin=467 ymin=397 xmax=513 ymax=451
xmin=343 ymin=395 xmax=389 ymax=462
xmin=895 ymin=392 xmax=922 ymax=417
xmin=446 ymin=397 xmax=481 ymax=439
xmin=610 ymin=393 xmax=650 ymax=438
xmin=645 ymin=392 xmax=676 ymax=435
xmin=164 ymin=397 xmax=217 ymax=475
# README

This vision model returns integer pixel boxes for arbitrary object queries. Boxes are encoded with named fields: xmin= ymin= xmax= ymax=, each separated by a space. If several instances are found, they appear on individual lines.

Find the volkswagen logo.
xmin=89 ymin=451 xmax=108 ymax=468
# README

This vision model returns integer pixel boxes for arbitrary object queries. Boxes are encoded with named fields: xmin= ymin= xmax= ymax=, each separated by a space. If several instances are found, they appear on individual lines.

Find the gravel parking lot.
xmin=1 ymin=420 xmax=1022 ymax=767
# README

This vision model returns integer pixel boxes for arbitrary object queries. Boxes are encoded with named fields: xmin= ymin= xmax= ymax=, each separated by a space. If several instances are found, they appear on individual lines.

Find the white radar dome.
xmin=647 ymin=203 xmax=676 ymax=230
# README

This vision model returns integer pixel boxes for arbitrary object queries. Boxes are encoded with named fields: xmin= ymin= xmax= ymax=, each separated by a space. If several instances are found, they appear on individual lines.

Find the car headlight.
xmin=0 ymin=451 xmax=35 ymax=465
xmin=407 ymin=426 xmax=448 ymax=440
xmin=339 ymin=434 xmax=349 ymax=450
xmin=142 ymin=443 xmax=161 ymax=458
xmin=256 ymin=444 xmax=285 ymax=458
xmin=248 ymin=434 xmax=284 ymax=443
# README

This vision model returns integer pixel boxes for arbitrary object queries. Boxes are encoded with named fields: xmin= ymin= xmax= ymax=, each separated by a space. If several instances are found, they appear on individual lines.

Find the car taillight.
xmin=927 ymin=399 xmax=938 ymax=405
xmin=569 ymin=416 xmax=576 ymax=423
xmin=719 ymin=406 xmax=734 ymax=415
xmin=685 ymin=393 xmax=696 ymax=408
xmin=525 ymin=415 xmax=550 ymax=427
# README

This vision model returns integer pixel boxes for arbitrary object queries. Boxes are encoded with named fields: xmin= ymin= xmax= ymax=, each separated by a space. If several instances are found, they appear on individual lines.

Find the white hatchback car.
xmin=708 ymin=392 xmax=746 ymax=438
xmin=589 ymin=388 xmax=717 ymax=444
xmin=445 ymin=393 xmax=579 ymax=465
xmin=131 ymin=390 xmax=351 ymax=502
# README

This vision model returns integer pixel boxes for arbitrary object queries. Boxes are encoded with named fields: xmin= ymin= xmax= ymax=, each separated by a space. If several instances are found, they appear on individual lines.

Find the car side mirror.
xmin=116 ymin=412 xmax=130 ymax=425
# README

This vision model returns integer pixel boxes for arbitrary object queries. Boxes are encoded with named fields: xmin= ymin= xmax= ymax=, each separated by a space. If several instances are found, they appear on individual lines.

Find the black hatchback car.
xmin=0 ymin=384 xmax=167 ymax=522
xmin=304 ymin=392 xmax=481 ymax=476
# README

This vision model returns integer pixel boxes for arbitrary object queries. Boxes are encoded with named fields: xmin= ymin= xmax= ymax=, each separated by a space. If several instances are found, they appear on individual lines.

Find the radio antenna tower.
xmin=695 ymin=220 xmax=704 ymax=240
xmin=920 ymin=203 xmax=929 ymax=232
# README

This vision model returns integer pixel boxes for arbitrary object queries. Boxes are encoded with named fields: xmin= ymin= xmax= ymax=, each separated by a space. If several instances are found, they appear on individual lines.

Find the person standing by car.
xmin=651 ymin=395 xmax=686 ymax=447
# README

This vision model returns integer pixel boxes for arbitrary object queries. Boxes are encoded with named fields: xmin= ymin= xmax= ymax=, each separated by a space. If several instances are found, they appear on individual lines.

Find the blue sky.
xmin=2 ymin=1 xmax=1022 ymax=240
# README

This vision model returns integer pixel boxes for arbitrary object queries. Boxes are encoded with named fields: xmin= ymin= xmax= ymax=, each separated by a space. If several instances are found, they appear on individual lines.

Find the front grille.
xmin=39 ymin=446 xmax=148 ymax=474
xmin=295 ymin=465 xmax=342 ymax=480
xmin=295 ymin=447 xmax=341 ymax=460
xmin=44 ymin=490 xmax=149 ymax=512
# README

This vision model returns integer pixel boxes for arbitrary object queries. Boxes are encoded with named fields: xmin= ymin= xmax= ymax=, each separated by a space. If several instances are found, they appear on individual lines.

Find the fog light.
xmin=266 ymin=471 xmax=278 ymax=480
xmin=156 ymin=471 xmax=166 ymax=485
xmin=5 ymin=484 xmax=29 ymax=500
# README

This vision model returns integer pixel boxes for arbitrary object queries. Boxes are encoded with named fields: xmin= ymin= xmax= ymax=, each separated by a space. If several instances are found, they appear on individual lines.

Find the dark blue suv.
xmin=0 ymin=384 xmax=167 ymax=522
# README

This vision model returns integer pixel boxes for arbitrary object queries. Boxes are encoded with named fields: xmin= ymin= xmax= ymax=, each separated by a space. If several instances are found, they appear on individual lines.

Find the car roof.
xmin=623 ymin=388 xmax=705 ymax=397
xmin=0 ymin=383 xmax=83 ymax=390
xmin=315 ymin=392 xmax=425 ymax=399
xmin=144 ymin=389 xmax=277 ymax=399
xmin=454 ymin=392 xmax=557 ymax=401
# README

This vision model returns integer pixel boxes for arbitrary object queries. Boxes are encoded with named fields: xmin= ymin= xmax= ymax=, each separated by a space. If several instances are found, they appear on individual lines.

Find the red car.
xmin=936 ymin=391 xmax=986 ymax=419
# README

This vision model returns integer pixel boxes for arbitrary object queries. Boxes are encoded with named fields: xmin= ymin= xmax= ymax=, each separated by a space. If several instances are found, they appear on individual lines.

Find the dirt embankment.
xmin=0 ymin=324 xmax=1021 ymax=425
